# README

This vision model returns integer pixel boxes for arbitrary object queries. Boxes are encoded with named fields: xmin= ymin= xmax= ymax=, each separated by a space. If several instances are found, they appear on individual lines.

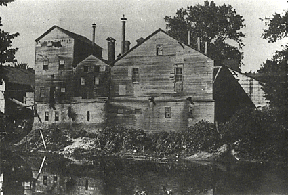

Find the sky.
xmin=0 ymin=0 xmax=288 ymax=72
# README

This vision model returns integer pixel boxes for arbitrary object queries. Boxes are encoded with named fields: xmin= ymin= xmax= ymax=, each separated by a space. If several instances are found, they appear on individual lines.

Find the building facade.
xmin=108 ymin=29 xmax=215 ymax=132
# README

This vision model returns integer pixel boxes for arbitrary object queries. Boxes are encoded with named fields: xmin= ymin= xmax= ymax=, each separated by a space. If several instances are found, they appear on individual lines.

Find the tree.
xmin=0 ymin=0 xmax=19 ymax=65
xmin=260 ymin=9 xmax=288 ymax=109
xmin=165 ymin=1 xmax=245 ymax=70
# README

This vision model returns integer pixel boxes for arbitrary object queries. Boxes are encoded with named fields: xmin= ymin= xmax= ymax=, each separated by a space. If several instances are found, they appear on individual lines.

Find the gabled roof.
xmin=35 ymin=25 xmax=102 ymax=50
xmin=76 ymin=55 xmax=109 ymax=67
xmin=114 ymin=28 xmax=209 ymax=63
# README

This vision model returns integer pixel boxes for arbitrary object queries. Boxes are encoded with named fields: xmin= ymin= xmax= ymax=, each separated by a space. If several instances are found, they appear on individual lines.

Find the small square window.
xmin=100 ymin=66 xmax=106 ymax=72
xmin=165 ymin=107 xmax=171 ymax=118
xmin=156 ymin=44 xmax=163 ymax=56
xmin=94 ymin=66 xmax=100 ymax=73
xmin=45 ymin=112 xmax=49 ymax=121
xmin=83 ymin=66 xmax=89 ymax=72
xmin=61 ymin=87 xmax=66 ymax=93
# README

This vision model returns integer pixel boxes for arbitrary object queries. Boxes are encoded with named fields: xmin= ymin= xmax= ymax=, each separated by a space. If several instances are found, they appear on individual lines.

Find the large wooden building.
xmin=33 ymin=26 xmax=109 ymax=131
xmin=108 ymin=29 xmax=215 ymax=132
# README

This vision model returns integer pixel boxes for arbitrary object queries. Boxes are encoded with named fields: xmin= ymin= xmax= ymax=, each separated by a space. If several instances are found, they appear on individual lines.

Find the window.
xmin=83 ymin=66 xmax=89 ymax=72
xmin=59 ymin=59 xmax=65 ymax=70
xmin=55 ymin=111 xmax=59 ymax=121
xmin=43 ymin=59 xmax=49 ymax=70
xmin=100 ymin=66 xmax=106 ymax=72
xmin=61 ymin=87 xmax=66 ymax=93
xmin=94 ymin=66 xmax=100 ymax=73
xmin=43 ymin=176 xmax=48 ymax=186
xmin=85 ymin=180 xmax=89 ymax=190
xmin=81 ymin=77 xmax=85 ymax=86
xmin=165 ymin=107 xmax=171 ymax=118
xmin=87 ymin=111 xmax=90 ymax=121
xmin=45 ymin=112 xmax=49 ymax=121
xmin=40 ymin=87 xmax=45 ymax=98
xmin=175 ymin=67 xmax=183 ymax=82
xmin=132 ymin=68 xmax=139 ymax=83
xmin=156 ymin=44 xmax=163 ymax=56
xmin=94 ymin=76 xmax=100 ymax=86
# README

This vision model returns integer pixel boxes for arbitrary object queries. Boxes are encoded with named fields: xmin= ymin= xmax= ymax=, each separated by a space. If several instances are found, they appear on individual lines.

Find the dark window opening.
xmin=43 ymin=59 xmax=49 ymax=70
xmin=94 ymin=66 xmax=100 ymax=73
xmin=45 ymin=112 xmax=49 ymax=121
xmin=132 ymin=68 xmax=139 ymax=83
xmin=156 ymin=44 xmax=163 ymax=56
xmin=55 ymin=111 xmax=59 ymax=121
xmin=165 ymin=107 xmax=171 ymax=118
xmin=43 ymin=176 xmax=47 ymax=186
xmin=83 ymin=66 xmax=89 ymax=72
xmin=85 ymin=180 xmax=88 ymax=190
xmin=87 ymin=111 xmax=90 ymax=121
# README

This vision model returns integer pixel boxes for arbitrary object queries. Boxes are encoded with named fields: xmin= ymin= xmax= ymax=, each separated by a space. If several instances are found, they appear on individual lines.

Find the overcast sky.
xmin=0 ymin=0 xmax=287 ymax=72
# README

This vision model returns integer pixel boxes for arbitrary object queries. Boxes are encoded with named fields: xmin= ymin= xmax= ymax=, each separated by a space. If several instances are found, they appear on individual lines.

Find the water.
xmin=1 ymin=150 xmax=288 ymax=195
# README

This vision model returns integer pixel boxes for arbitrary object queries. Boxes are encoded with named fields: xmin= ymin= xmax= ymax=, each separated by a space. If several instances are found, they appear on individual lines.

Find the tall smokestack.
xmin=107 ymin=37 xmax=116 ymax=64
xmin=121 ymin=14 xmax=127 ymax=54
xmin=92 ymin=23 xmax=96 ymax=43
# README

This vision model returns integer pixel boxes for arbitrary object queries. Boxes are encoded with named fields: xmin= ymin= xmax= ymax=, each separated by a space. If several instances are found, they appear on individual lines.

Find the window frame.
xmin=132 ymin=67 xmax=140 ymax=83
xmin=43 ymin=59 xmax=49 ymax=70
xmin=59 ymin=59 xmax=65 ymax=70
xmin=165 ymin=107 xmax=171 ymax=118
xmin=175 ymin=67 xmax=183 ymax=82
xmin=55 ymin=111 xmax=59 ymax=121
xmin=94 ymin=76 xmax=100 ymax=86
xmin=156 ymin=44 xmax=163 ymax=56
xmin=80 ymin=77 xmax=85 ymax=86
xmin=45 ymin=111 xmax=49 ymax=121
xmin=83 ymin=66 xmax=89 ymax=73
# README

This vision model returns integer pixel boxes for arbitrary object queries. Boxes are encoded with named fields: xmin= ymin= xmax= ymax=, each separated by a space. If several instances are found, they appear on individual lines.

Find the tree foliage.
xmin=260 ymin=9 xmax=288 ymax=109
xmin=165 ymin=1 xmax=245 ymax=69
xmin=0 ymin=0 xmax=19 ymax=65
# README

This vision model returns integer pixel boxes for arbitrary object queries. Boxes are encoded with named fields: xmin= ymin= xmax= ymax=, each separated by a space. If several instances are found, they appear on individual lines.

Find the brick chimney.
xmin=106 ymin=37 xmax=116 ymax=64
xmin=121 ymin=14 xmax=127 ymax=54
xmin=124 ymin=41 xmax=130 ymax=53
xmin=92 ymin=23 xmax=96 ymax=43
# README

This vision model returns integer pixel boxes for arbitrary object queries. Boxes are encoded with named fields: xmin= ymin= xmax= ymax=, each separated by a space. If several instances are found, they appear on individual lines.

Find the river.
xmin=1 ymin=150 xmax=288 ymax=195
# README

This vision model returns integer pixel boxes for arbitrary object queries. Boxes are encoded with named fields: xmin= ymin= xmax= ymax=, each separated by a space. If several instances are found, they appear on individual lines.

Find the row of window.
xmin=80 ymin=76 xmax=100 ymax=86
xmin=130 ymin=67 xmax=183 ymax=83
xmin=40 ymin=87 xmax=65 ymax=98
xmin=44 ymin=111 xmax=91 ymax=122
xmin=43 ymin=59 xmax=65 ymax=70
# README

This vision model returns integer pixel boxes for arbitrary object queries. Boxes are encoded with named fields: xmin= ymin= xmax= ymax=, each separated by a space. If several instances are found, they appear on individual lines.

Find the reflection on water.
xmin=1 ymin=150 xmax=288 ymax=195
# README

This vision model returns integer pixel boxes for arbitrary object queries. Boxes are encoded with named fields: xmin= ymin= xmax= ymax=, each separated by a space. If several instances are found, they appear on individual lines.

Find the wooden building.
xmin=33 ymin=26 xmax=108 ymax=131
xmin=108 ymin=29 xmax=215 ymax=132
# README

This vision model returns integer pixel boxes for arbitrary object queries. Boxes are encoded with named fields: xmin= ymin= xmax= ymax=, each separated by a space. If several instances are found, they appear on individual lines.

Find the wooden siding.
xmin=73 ymin=55 xmax=110 ymax=99
xmin=109 ymin=30 xmax=214 ymax=131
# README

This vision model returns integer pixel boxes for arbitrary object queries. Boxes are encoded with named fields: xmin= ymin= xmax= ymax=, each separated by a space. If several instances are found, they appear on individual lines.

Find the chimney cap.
xmin=106 ymin=37 xmax=116 ymax=42
xmin=121 ymin=14 xmax=127 ymax=21
xmin=92 ymin=23 xmax=96 ymax=28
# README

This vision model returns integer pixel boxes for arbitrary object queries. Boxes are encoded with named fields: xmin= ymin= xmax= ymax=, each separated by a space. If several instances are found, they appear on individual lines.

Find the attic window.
xmin=43 ymin=59 xmax=49 ymax=70
xmin=156 ymin=44 xmax=163 ymax=56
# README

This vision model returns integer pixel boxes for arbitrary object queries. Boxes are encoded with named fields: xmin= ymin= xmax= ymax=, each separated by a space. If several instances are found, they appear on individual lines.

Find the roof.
xmin=114 ymin=28 xmax=210 ymax=63
xmin=76 ymin=55 xmax=109 ymax=67
xmin=35 ymin=25 xmax=102 ymax=50
xmin=1 ymin=66 xmax=35 ymax=87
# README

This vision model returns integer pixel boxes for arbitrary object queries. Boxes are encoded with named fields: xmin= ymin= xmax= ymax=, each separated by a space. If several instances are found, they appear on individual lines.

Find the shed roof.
xmin=1 ymin=66 xmax=35 ymax=87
